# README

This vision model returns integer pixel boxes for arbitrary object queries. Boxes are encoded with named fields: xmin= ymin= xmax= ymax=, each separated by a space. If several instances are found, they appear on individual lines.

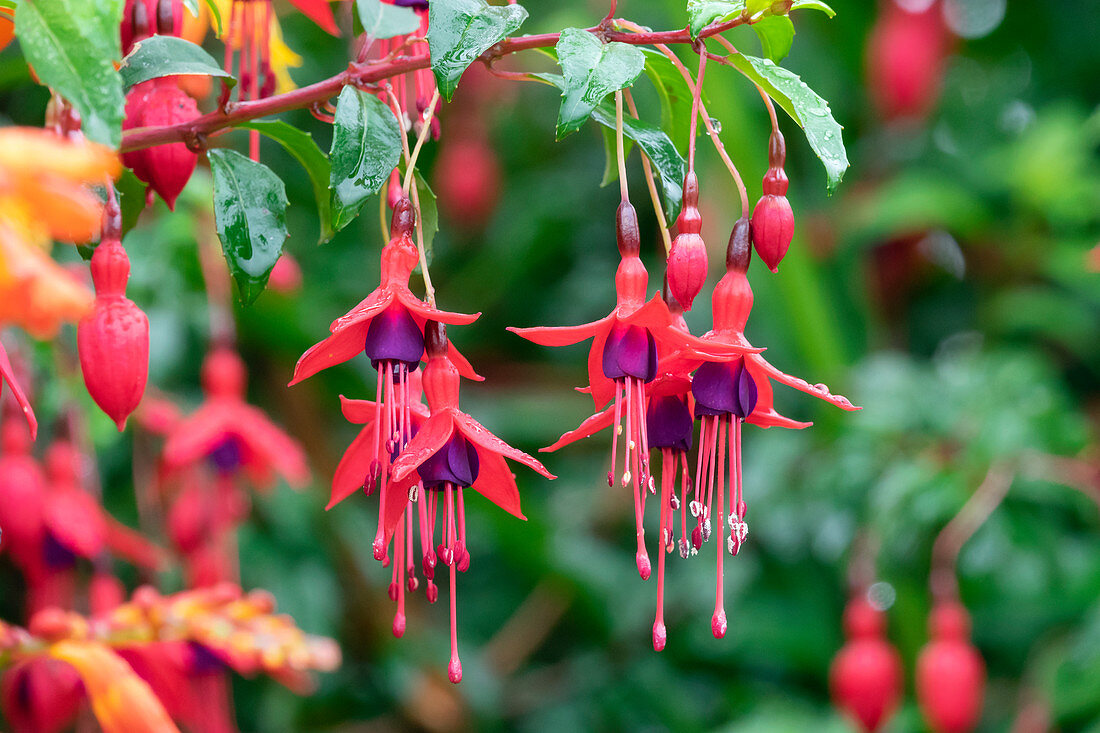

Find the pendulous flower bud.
xmin=77 ymin=215 xmax=149 ymax=431
xmin=830 ymin=598 xmax=904 ymax=733
xmin=667 ymin=171 xmax=708 ymax=310
xmin=916 ymin=602 xmax=985 ymax=733
xmin=121 ymin=79 xmax=199 ymax=210
xmin=751 ymin=131 xmax=794 ymax=272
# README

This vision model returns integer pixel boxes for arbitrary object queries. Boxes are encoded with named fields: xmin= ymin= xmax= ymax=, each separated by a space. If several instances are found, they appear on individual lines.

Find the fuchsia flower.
xmin=668 ymin=219 xmax=858 ymax=638
xmin=375 ymin=322 xmax=554 ymax=683
xmin=511 ymin=202 xmax=758 ymax=582
xmin=163 ymin=347 xmax=308 ymax=489
xmin=289 ymin=199 xmax=480 ymax=388
xmin=0 ymin=343 xmax=36 ymax=438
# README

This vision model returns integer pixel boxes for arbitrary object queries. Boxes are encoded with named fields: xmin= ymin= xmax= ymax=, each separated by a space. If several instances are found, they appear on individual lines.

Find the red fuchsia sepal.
xmin=329 ymin=383 xmax=430 ymax=511
xmin=42 ymin=441 xmax=166 ymax=572
xmin=162 ymin=347 xmax=309 ymax=489
xmin=289 ymin=198 xmax=482 ymax=386
xmin=0 ymin=342 xmax=37 ymax=439
xmin=666 ymin=218 xmax=858 ymax=429
xmin=0 ymin=409 xmax=48 ymax=571
xmin=380 ymin=322 xmax=554 ymax=682
xmin=286 ymin=0 xmax=339 ymax=36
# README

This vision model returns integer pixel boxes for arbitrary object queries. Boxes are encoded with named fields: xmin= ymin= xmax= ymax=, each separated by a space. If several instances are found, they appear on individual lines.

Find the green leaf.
xmin=203 ymin=0 xmax=222 ymax=34
xmin=554 ymin=28 xmax=645 ymax=140
xmin=640 ymin=48 xmax=695 ymax=155
xmin=328 ymin=86 xmax=403 ymax=233
xmin=208 ymin=149 xmax=289 ymax=304
xmin=119 ymin=35 xmax=234 ymax=91
xmin=413 ymin=170 xmax=437 ymax=265
xmin=752 ymin=14 xmax=794 ymax=63
xmin=728 ymin=53 xmax=848 ymax=191
xmin=183 ymin=0 xmax=198 ymax=16
xmin=14 ymin=0 xmax=125 ymax=147
xmin=591 ymin=102 xmax=685 ymax=219
xmin=427 ymin=0 xmax=528 ymax=101
xmin=791 ymin=0 xmax=835 ymax=17
xmin=239 ymin=120 xmax=334 ymax=244
xmin=686 ymin=0 xmax=746 ymax=39
xmin=116 ymin=169 xmax=147 ymax=238
xmin=356 ymin=0 xmax=419 ymax=39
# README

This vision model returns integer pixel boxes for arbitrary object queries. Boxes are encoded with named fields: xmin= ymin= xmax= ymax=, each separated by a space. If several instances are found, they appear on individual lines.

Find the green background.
xmin=3 ymin=0 xmax=1100 ymax=730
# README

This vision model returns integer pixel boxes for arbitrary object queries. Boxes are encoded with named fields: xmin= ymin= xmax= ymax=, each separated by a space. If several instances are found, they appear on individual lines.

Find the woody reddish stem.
xmin=930 ymin=465 xmax=1014 ymax=604
xmin=119 ymin=20 xmax=745 ymax=153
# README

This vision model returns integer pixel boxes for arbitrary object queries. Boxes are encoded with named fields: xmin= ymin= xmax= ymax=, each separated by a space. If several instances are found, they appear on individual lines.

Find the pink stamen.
xmin=373 ymin=368 xmax=395 ymax=561
xmin=712 ymin=417 xmax=728 ymax=639
xmin=406 ymin=507 xmax=417 ymax=591
xmin=456 ymin=487 xmax=469 ymax=572
xmin=609 ymin=386 xmax=623 ymax=487
xmin=654 ymin=448 xmax=672 ymax=651
xmin=626 ymin=379 xmax=650 ymax=580
xmin=393 ymin=511 xmax=406 ymax=637
xmin=445 ymin=484 xmax=462 ymax=683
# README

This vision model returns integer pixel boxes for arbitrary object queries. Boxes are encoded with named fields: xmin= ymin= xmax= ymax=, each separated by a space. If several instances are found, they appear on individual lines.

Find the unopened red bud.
xmin=424 ymin=320 xmax=448 ymax=357
xmin=917 ymin=604 xmax=985 ymax=733
xmin=831 ymin=599 xmax=903 ymax=733
xmin=666 ymin=231 xmax=707 ymax=311
xmin=434 ymin=136 xmax=500 ymax=230
xmin=77 ymin=239 xmax=149 ymax=430
xmin=121 ymin=80 xmax=198 ymax=209
xmin=390 ymin=196 xmax=415 ymax=238
xmin=762 ymin=166 xmax=789 ymax=196
xmin=726 ymin=217 xmax=753 ymax=273
xmin=751 ymin=193 xmax=794 ymax=273
xmin=267 ymin=253 xmax=303 ymax=294
xmin=616 ymin=201 xmax=641 ymax=257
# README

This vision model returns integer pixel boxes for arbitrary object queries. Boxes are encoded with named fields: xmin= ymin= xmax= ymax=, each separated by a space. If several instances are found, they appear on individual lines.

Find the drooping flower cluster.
xmin=294 ymin=198 xmax=553 ymax=681
xmin=513 ymin=183 xmax=858 ymax=649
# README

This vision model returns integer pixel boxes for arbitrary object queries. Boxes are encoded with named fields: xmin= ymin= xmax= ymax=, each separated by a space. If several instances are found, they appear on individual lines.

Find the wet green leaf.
xmin=686 ymin=0 xmax=746 ymax=39
xmin=239 ymin=120 xmax=333 ymax=244
xmin=791 ymin=0 xmax=836 ymax=17
xmin=752 ymin=14 xmax=795 ymax=63
xmin=428 ymin=0 xmax=527 ymax=101
xmin=329 ymin=87 xmax=403 ymax=233
xmin=119 ymin=35 xmax=234 ymax=91
xmin=208 ymin=149 xmax=288 ymax=304
xmin=355 ymin=0 xmax=419 ymax=40
xmin=14 ymin=0 xmax=125 ymax=147
xmin=554 ymin=28 xmax=645 ymax=140
xmin=728 ymin=53 xmax=848 ymax=191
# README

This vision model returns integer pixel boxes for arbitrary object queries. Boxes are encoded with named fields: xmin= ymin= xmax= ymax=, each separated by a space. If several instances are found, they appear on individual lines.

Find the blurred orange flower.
xmin=49 ymin=641 xmax=180 ymax=733
xmin=0 ymin=127 xmax=120 ymax=337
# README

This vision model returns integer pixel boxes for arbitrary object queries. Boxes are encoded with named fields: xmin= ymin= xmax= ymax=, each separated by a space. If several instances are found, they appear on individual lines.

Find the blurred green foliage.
xmin=2 ymin=0 xmax=1100 ymax=730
